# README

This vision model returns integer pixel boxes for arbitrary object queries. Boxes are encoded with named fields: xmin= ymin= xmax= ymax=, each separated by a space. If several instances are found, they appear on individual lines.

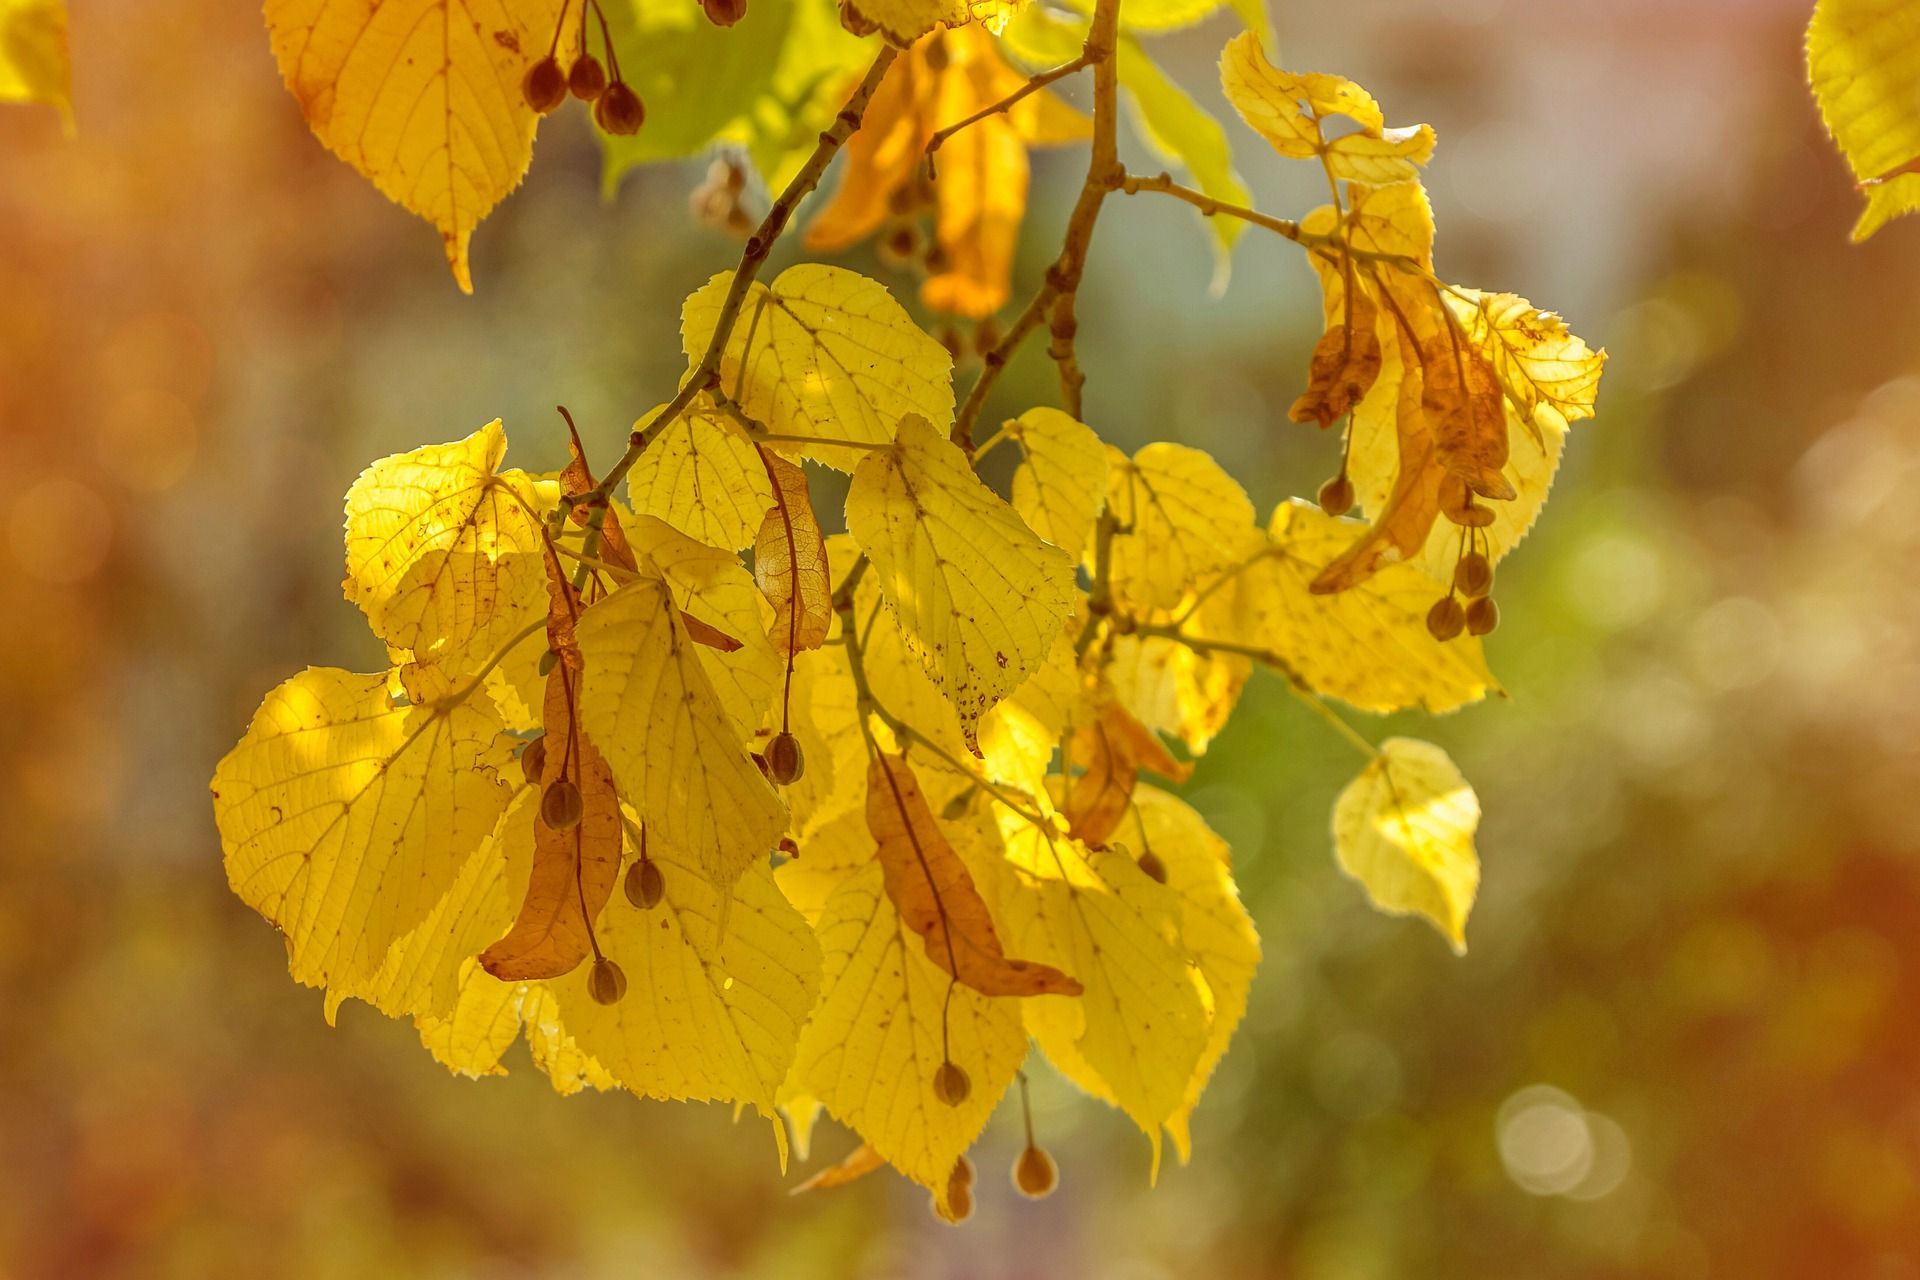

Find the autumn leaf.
xmin=1103 ymin=442 xmax=1257 ymax=612
xmin=1220 ymin=33 xmax=1434 ymax=185
xmin=979 ymin=817 xmax=1209 ymax=1173
xmin=754 ymin=448 xmax=833 ymax=656
xmin=807 ymin=26 xmax=1089 ymax=318
xmin=847 ymin=414 xmax=1078 ymax=751
xmin=1104 ymin=632 xmax=1247 ymax=756
xmin=868 ymin=752 xmax=1082 ymax=997
xmin=211 ymin=665 xmax=514 ymax=993
xmin=1290 ymin=284 xmax=1384 ymax=429
xmin=1193 ymin=502 xmax=1499 ymax=714
xmin=1332 ymin=737 xmax=1480 ymax=952
xmin=549 ymin=821 xmax=823 ymax=1122
xmin=1129 ymin=785 xmax=1258 ymax=1162
xmin=0 ymin=0 xmax=70 ymax=128
xmin=342 ymin=421 xmax=548 ymax=674
xmin=1808 ymin=0 xmax=1920 ymax=240
xmin=1061 ymin=700 xmax=1191 ymax=847
xmin=625 ymin=407 xmax=776 ymax=552
xmin=682 ymin=264 xmax=954 ymax=471
xmin=793 ymin=862 xmax=1029 ymax=1208
xmin=791 ymin=1141 xmax=886 ymax=1194
xmin=1007 ymin=406 xmax=1109 ymax=558
xmin=264 ymin=0 xmax=570 ymax=291
xmin=575 ymin=568 xmax=787 ymax=889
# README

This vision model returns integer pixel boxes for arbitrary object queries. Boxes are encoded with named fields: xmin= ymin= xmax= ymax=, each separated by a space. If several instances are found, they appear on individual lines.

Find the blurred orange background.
xmin=5 ymin=0 xmax=1920 ymax=1276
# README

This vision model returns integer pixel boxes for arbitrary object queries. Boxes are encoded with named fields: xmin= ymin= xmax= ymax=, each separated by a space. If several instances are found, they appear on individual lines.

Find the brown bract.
xmin=1289 ymin=288 xmax=1384 ymax=429
xmin=866 ymin=752 xmax=1083 ymax=997
xmin=754 ymin=449 xmax=833 ymax=656
xmin=1063 ymin=701 xmax=1193 ymax=847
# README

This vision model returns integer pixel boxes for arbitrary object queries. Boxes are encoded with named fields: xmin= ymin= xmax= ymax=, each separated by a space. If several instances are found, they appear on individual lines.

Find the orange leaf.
xmin=1063 ymin=702 xmax=1193 ymax=848
xmin=753 ymin=448 xmax=833 ymax=657
xmin=866 ymin=752 xmax=1082 ymax=999
xmin=1420 ymin=332 xmax=1514 ymax=501
xmin=558 ymin=410 xmax=639 ymax=573
xmin=1311 ymin=366 xmax=1445 ymax=594
xmin=479 ymin=668 xmax=622 ymax=981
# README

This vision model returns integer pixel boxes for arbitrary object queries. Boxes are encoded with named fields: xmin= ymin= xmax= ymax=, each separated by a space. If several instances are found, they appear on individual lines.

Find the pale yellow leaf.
xmin=847 ymin=414 xmax=1078 ymax=751
xmin=1104 ymin=442 xmax=1256 ymax=612
xmin=1219 ymin=33 xmax=1433 ymax=185
xmin=1332 ymin=737 xmax=1480 ymax=953
xmin=794 ymin=862 xmax=1029 ymax=1204
xmin=626 ymin=407 xmax=774 ymax=551
xmin=682 ymin=264 xmax=954 ymax=472
xmin=1008 ymin=407 xmax=1109 ymax=558
xmin=576 ymin=570 xmax=787 ymax=888
xmin=1808 ymin=0 xmax=1920 ymax=240
xmin=211 ymin=666 xmax=513 ymax=993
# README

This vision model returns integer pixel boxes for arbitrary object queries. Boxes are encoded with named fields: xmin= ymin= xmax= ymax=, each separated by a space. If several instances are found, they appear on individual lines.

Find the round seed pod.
xmin=624 ymin=857 xmax=664 ymax=910
xmin=587 ymin=956 xmax=627 ymax=1005
xmin=519 ymin=736 xmax=547 ymax=788
xmin=932 ymin=1060 xmax=970 ymax=1106
xmin=701 ymin=0 xmax=748 ymax=24
xmin=1454 ymin=551 xmax=1493 ymax=598
xmin=1426 ymin=597 xmax=1466 ymax=642
xmin=1013 ymin=1145 xmax=1059 ymax=1199
xmin=521 ymin=57 xmax=567 ymax=114
xmin=1137 ymin=849 xmax=1167 ymax=884
xmin=1317 ymin=473 xmax=1355 ymax=518
xmin=594 ymin=81 xmax=645 ymax=136
xmin=568 ymin=54 xmax=607 ymax=100
xmin=1465 ymin=595 xmax=1499 ymax=636
xmin=765 ymin=731 xmax=805 ymax=786
xmin=541 ymin=777 xmax=584 ymax=831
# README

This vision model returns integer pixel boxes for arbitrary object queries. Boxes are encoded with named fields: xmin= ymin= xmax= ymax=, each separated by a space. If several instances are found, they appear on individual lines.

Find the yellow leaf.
xmin=625 ymin=515 xmax=783 ymax=740
xmin=682 ymin=264 xmax=954 ymax=471
xmin=1193 ymin=502 xmax=1498 ymax=714
xmin=264 ymin=0 xmax=567 ymax=291
xmin=754 ymin=449 xmax=834 ymax=656
xmin=342 ymin=421 xmax=547 ymax=673
xmin=1104 ymin=442 xmax=1256 ymax=612
xmin=331 ymin=785 xmax=532 ymax=1024
xmin=977 ymin=619 xmax=1088 ymax=798
xmin=415 ymin=962 xmax=525 ymax=1078
xmin=1332 ymin=737 xmax=1480 ymax=953
xmin=868 ymin=752 xmax=1083 ymax=996
xmin=520 ymin=984 xmax=619 ymax=1094
xmin=1444 ymin=288 xmax=1605 ymax=437
xmin=0 ymin=0 xmax=71 ymax=128
xmin=982 ymin=819 xmax=1208 ymax=1170
xmin=1219 ymin=33 xmax=1433 ymax=185
xmin=1808 ymin=0 xmax=1920 ymax=240
xmin=1103 ymin=633 xmax=1247 ymax=755
xmin=549 ymin=825 xmax=823 ymax=1116
xmin=793 ymin=862 xmax=1029 ymax=1203
xmin=625 ymin=407 xmax=775 ymax=551
xmin=847 ymin=414 xmax=1078 ymax=751
xmin=1007 ymin=407 xmax=1109 ymax=558
xmin=211 ymin=666 xmax=513 ymax=993
xmin=576 ymin=570 xmax=787 ymax=888
xmin=1128 ymin=786 xmax=1259 ymax=1163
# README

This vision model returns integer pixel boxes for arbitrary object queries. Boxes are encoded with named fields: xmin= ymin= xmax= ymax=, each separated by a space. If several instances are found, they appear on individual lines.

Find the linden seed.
xmin=1013 ymin=1145 xmax=1059 ymax=1199
xmin=952 ymin=1154 xmax=976 ymax=1189
xmin=1137 ymin=849 xmax=1167 ymax=884
xmin=519 ymin=735 xmax=547 ymax=787
xmin=1465 ymin=595 xmax=1499 ymax=636
xmin=973 ymin=317 xmax=1002 ymax=356
xmin=766 ymin=731 xmax=805 ymax=786
xmin=932 ymin=1060 xmax=970 ymax=1106
xmin=1425 ymin=596 xmax=1466 ymax=642
xmin=538 ymin=649 xmax=560 ymax=676
xmin=1454 ymin=551 xmax=1493 ymax=598
xmin=521 ymin=56 xmax=567 ymax=114
xmin=567 ymin=54 xmax=607 ymax=101
xmin=587 ymin=956 xmax=627 ymax=1005
xmin=1317 ymin=473 xmax=1355 ymax=518
xmin=594 ymin=81 xmax=645 ymax=136
xmin=541 ymin=777 xmax=584 ymax=831
xmin=624 ymin=857 xmax=664 ymax=910
xmin=701 ymin=0 xmax=748 ymax=24
xmin=931 ymin=1180 xmax=974 ymax=1225
xmin=879 ymin=223 xmax=920 ymax=266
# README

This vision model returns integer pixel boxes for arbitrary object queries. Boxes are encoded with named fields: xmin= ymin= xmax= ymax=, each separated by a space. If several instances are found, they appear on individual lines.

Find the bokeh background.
xmin=6 ymin=0 xmax=1920 ymax=1275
